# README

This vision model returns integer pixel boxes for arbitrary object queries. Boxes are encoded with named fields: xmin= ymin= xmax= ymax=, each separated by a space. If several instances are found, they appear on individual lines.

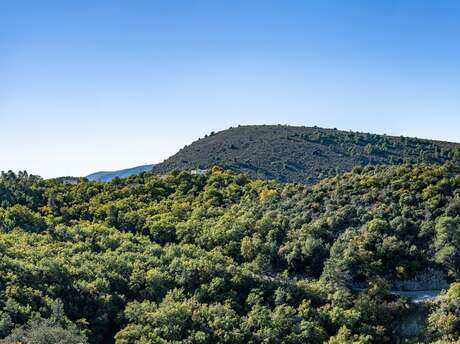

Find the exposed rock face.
xmin=393 ymin=303 xmax=431 ymax=339
xmin=391 ymin=268 xmax=449 ymax=340
xmin=393 ymin=268 xmax=449 ymax=291
xmin=350 ymin=268 xmax=448 ymax=339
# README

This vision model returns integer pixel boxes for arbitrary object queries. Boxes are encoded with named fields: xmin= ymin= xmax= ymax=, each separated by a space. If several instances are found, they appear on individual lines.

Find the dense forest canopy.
xmin=153 ymin=125 xmax=460 ymax=184
xmin=1 ymin=164 xmax=460 ymax=343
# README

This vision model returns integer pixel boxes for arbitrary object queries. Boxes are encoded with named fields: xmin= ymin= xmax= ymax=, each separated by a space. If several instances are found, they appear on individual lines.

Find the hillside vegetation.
xmin=1 ymin=164 xmax=460 ymax=343
xmin=153 ymin=125 xmax=460 ymax=183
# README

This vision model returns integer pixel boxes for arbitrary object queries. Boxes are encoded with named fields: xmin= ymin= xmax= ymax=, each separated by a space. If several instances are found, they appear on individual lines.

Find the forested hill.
xmin=153 ymin=125 xmax=460 ymax=183
xmin=1 ymin=164 xmax=460 ymax=343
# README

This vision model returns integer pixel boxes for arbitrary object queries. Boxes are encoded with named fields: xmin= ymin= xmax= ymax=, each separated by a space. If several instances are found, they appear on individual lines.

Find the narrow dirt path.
xmin=389 ymin=290 xmax=441 ymax=303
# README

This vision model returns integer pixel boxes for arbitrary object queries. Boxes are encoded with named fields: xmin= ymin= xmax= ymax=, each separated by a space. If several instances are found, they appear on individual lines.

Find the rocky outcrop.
xmin=390 ymin=268 xmax=449 ymax=340
xmin=392 ymin=268 xmax=449 ymax=291
xmin=393 ymin=303 xmax=431 ymax=339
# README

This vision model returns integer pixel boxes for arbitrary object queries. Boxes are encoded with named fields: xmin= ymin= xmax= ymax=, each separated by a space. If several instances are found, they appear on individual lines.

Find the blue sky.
xmin=1 ymin=1 xmax=459 ymax=178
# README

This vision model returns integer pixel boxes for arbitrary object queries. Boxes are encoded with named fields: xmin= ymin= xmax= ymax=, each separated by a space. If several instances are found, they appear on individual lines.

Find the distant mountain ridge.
xmin=152 ymin=125 xmax=460 ymax=183
xmin=86 ymin=164 xmax=154 ymax=182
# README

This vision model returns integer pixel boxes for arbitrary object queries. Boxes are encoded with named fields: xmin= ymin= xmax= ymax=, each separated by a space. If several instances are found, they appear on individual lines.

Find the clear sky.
xmin=1 ymin=1 xmax=459 ymax=178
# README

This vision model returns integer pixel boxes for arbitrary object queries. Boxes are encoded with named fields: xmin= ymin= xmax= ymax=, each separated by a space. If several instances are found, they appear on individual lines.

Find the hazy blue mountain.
xmin=86 ymin=164 xmax=155 ymax=182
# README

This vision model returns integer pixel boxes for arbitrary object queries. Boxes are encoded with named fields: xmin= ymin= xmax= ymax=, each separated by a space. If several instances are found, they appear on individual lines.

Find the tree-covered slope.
xmin=1 ymin=165 xmax=460 ymax=343
xmin=153 ymin=125 xmax=460 ymax=183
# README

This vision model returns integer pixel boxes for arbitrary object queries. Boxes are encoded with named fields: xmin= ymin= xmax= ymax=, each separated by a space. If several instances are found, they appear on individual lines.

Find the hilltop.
xmin=153 ymin=125 xmax=460 ymax=183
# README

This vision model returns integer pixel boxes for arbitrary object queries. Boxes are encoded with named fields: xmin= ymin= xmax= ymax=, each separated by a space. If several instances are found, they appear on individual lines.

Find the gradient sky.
xmin=1 ymin=1 xmax=460 ymax=178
